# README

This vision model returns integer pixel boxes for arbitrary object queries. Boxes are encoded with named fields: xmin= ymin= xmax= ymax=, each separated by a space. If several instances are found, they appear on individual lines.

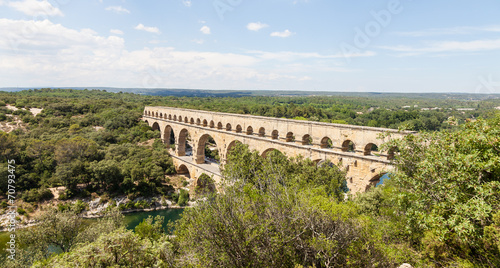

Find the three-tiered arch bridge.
xmin=143 ymin=106 xmax=414 ymax=193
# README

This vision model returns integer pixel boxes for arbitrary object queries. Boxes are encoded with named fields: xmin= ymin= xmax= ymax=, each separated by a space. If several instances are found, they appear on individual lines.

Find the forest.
xmin=0 ymin=88 xmax=499 ymax=267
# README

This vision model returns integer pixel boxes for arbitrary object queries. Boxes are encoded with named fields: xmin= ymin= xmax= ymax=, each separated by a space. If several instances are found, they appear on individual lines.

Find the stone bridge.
xmin=143 ymin=106 xmax=414 ymax=193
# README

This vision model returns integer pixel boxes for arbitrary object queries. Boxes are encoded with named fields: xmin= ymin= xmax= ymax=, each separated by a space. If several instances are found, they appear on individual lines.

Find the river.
xmin=0 ymin=208 xmax=184 ymax=258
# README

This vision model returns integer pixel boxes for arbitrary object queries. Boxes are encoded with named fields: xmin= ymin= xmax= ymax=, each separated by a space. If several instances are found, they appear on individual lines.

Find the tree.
xmin=383 ymin=114 xmax=500 ymax=265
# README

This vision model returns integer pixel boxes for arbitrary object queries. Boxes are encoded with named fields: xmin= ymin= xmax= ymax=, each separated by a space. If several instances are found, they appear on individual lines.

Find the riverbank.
xmin=0 ymin=195 xmax=195 ymax=231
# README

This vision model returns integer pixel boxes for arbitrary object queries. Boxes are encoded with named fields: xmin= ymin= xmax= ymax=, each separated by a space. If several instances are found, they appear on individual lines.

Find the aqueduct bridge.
xmin=143 ymin=106 xmax=415 ymax=193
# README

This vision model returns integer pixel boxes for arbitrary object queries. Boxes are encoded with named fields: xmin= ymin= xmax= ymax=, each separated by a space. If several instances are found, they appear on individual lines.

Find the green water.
xmin=0 ymin=208 xmax=184 ymax=257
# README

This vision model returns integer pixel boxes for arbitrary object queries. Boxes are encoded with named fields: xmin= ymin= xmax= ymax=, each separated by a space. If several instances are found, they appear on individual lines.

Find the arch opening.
xmin=246 ymin=126 xmax=253 ymax=135
xmin=195 ymin=173 xmax=216 ymax=196
xmin=184 ymin=117 xmax=189 ymax=123
xmin=387 ymin=147 xmax=399 ymax=160
xmin=286 ymin=132 xmax=295 ymax=142
xmin=320 ymin=137 xmax=333 ymax=149
xmin=163 ymin=125 xmax=176 ymax=150
xmin=210 ymin=120 xmax=215 ymax=128
xmin=365 ymin=173 xmax=390 ymax=191
xmin=271 ymin=130 xmax=279 ymax=140
xmin=203 ymin=119 xmax=208 ymax=127
xmin=302 ymin=134 xmax=312 ymax=145
xmin=190 ymin=118 xmax=194 ymax=124
xmin=236 ymin=125 xmax=242 ymax=133
xmin=176 ymin=164 xmax=191 ymax=179
xmin=177 ymin=129 xmax=192 ymax=157
xmin=196 ymin=119 xmax=201 ymax=125
xmin=258 ymin=127 xmax=265 ymax=137
xmin=342 ymin=140 xmax=355 ymax=152
xmin=364 ymin=143 xmax=379 ymax=156
xmin=178 ymin=115 xmax=182 ymax=122
xmin=151 ymin=122 xmax=160 ymax=132
xmin=217 ymin=122 xmax=223 ymax=130
xmin=226 ymin=123 xmax=232 ymax=131
xmin=196 ymin=134 xmax=220 ymax=164
xmin=261 ymin=148 xmax=285 ymax=158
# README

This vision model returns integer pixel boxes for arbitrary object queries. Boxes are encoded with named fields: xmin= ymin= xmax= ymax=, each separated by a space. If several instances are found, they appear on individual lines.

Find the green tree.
xmin=383 ymin=114 xmax=500 ymax=265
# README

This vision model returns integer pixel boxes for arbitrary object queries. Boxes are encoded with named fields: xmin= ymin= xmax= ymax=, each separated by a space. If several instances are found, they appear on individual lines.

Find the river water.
xmin=0 ymin=208 xmax=184 ymax=258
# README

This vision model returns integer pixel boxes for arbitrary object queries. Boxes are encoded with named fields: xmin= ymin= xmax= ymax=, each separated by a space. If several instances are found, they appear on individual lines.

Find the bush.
xmin=21 ymin=188 xmax=54 ymax=203
xmin=17 ymin=208 xmax=27 ymax=215
xmin=73 ymin=200 xmax=88 ymax=214
xmin=178 ymin=189 xmax=189 ymax=206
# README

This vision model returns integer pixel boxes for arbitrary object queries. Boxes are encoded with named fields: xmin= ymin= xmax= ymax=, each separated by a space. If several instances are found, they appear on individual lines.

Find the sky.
xmin=0 ymin=0 xmax=499 ymax=93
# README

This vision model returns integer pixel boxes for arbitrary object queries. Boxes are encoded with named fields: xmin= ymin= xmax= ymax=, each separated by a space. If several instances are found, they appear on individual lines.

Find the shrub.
xmin=178 ymin=189 xmax=189 ymax=206
xmin=17 ymin=208 xmax=27 ymax=215
xmin=73 ymin=200 xmax=88 ymax=214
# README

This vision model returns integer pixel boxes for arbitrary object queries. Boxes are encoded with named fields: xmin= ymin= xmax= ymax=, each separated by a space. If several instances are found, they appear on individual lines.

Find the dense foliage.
xmin=1 ymin=89 xmax=499 ymax=267
xmin=0 ymin=89 xmax=175 ymax=198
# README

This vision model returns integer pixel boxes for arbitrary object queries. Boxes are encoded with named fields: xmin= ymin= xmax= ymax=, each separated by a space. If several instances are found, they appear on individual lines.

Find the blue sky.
xmin=0 ymin=0 xmax=499 ymax=93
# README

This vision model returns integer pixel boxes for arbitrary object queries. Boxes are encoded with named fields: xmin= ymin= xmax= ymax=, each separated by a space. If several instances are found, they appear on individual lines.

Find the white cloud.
xmin=247 ymin=50 xmax=374 ymax=61
xmin=270 ymin=29 xmax=294 ymax=38
xmin=380 ymin=39 xmax=500 ymax=56
xmin=105 ymin=6 xmax=130 ymax=14
xmin=247 ymin=22 xmax=268 ymax=31
xmin=200 ymin=25 xmax=211 ymax=35
xmin=8 ymin=0 xmax=63 ymax=17
xmin=394 ymin=25 xmax=500 ymax=37
xmin=182 ymin=0 xmax=192 ymax=7
xmin=134 ymin=23 xmax=161 ymax=34
xmin=110 ymin=29 xmax=123 ymax=35
xmin=192 ymin=39 xmax=205 ymax=44
xmin=0 ymin=18 xmax=355 ymax=90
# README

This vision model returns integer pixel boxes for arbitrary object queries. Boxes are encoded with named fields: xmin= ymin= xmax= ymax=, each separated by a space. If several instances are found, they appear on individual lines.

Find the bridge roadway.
xmin=143 ymin=106 xmax=415 ymax=193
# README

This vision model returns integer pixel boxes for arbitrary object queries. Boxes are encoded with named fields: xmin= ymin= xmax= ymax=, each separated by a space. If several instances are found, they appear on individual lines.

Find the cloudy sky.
xmin=0 ymin=0 xmax=499 ymax=93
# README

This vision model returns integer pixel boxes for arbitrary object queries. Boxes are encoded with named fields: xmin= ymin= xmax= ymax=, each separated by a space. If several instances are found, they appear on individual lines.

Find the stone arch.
xmin=387 ymin=147 xmax=399 ymax=160
xmin=144 ymin=111 xmax=148 ymax=115
xmin=258 ymin=127 xmax=265 ymax=137
xmin=364 ymin=143 xmax=379 ymax=156
xmin=176 ymin=164 xmax=191 ymax=179
xmin=168 ymin=114 xmax=172 ymax=120
xmin=159 ymin=113 xmax=163 ymax=118
xmin=286 ymin=132 xmax=295 ymax=142
xmin=184 ymin=117 xmax=189 ymax=123
xmin=155 ymin=112 xmax=158 ymax=117
xmin=246 ymin=126 xmax=253 ymax=135
xmin=190 ymin=118 xmax=194 ymax=124
xmin=195 ymin=173 xmax=216 ymax=195
xmin=210 ymin=120 xmax=215 ymax=128
xmin=173 ymin=115 xmax=177 ymax=121
xmin=271 ymin=130 xmax=279 ymax=140
xmin=196 ymin=134 xmax=220 ymax=164
xmin=316 ymin=159 xmax=335 ymax=168
xmin=217 ymin=122 xmax=223 ymax=130
xmin=203 ymin=119 xmax=208 ymax=127
xmin=320 ymin=137 xmax=333 ymax=149
xmin=365 ymin=173 xmax=389 ymax=191
xmin=302 ymin=134 xmax=312 ymax=145
xmin=177 ymin=128 xmax=192 ymax=156
xmin=261 ymin=148 xmax=284 ymax=158
xmin=144 ymin=120 xmax=149 ymax=125
xmin=196 ymin=118 xmax=201 ymax=125
xmin=151 ymin=122 xmax=160 ymax=131
xmin=178 ymin=115 xmax=182 ymax=122
xmin=226 ymin=140 xmax=243 ymax=162
xmin=342 ymin=140 xmax=355 ymax=152
xmin=236 ymin=125 xmax=242 ymax=133
xmin=226 ymin=123 xmax=232 ymax=131
xmin=163 ymin=125 xmax=175 ymax=149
